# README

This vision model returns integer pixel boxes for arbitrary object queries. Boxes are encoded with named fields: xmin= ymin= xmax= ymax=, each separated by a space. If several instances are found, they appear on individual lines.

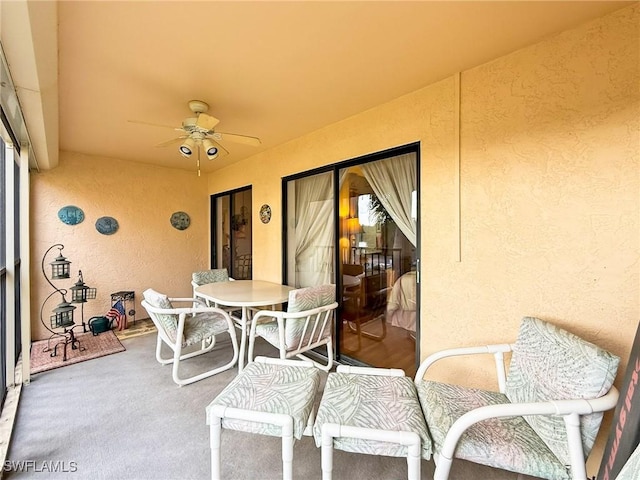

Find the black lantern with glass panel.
xmin=39 ymin=244 xmax=85 ymax=361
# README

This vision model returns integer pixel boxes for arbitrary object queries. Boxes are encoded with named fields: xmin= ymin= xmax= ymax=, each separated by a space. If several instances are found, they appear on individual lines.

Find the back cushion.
xmin=142 ymin=288 xmax=180 ymax=343
xmin=192 ymin=269 xmax=229 ymax=286
xmin=285 ymin=285 xmax=336 ymax=347
xmin=287 ymin=284 xmax=336 ymax=313
xmin=505 ymin=317 xmax=619 ymax=465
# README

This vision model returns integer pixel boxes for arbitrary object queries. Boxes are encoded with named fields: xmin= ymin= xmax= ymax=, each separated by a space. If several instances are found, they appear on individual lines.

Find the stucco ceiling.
xmin=46 ymin=1 xmax=637 ymax=174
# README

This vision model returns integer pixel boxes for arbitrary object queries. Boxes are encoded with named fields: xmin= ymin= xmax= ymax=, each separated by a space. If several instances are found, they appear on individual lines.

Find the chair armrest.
xmin=415 ymin=343 xmax=514 ymax=392
xmin=142 ymin=299 xmax=230 ymax=316
xmin=254 ymin=356 xmax=315 ymax=368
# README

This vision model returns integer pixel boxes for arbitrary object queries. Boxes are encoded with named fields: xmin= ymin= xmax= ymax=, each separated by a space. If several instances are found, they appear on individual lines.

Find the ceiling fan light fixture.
xmin=179 ymin=137 xmax=196 ymax=157
xmin=202 ymin=139 xmax=219 ymax=160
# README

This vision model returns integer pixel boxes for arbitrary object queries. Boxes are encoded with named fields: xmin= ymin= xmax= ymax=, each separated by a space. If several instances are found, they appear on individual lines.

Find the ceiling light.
xmin=202 ymin=139 xmax=219 ymax=160
xmin=179 ymin=137 xmax=196 ymax=157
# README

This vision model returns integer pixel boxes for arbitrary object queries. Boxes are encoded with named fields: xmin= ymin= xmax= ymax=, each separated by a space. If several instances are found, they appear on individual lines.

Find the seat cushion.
xmin=206 ymin=360 xmax=320 ymax=440
xmin=192 ymin=269 xmax=229 ymax=286
xmin=142 ymin=288 xmax=179 ymax=343
xmin=313 ymin=372 xmax=432 ymax=460
xmin=182 ymin=312 xmax=231 ymax=347
xmin=505 ymin=317 xmax=620 ymax=465
xmin=417 ymin=381 xmax=571 ymax=480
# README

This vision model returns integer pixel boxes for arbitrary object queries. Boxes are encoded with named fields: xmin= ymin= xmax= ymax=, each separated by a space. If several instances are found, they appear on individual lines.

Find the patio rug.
xmin=30 ymin=330 xmax=125 ymax=374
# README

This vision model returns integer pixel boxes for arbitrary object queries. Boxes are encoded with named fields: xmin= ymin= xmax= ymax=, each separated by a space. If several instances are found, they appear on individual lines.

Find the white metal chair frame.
xmin=414 ymin=344 xmax=620 ymax=480
xmin=247 ymin=301 xmax=338 ymax=372
xmin=141 ymin=297 xmax=239 ymax=387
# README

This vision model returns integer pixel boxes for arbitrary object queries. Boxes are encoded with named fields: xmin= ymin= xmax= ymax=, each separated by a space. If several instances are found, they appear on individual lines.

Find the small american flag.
xmin=106 ymin=300 xmax=127 ymax=331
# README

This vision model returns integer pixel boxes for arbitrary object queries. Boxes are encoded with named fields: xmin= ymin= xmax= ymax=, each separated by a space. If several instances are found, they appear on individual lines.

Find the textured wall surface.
xmin=206 ymin=5 xmax=639 ymax=471
xmin=31 ymin=4 xmax=638 ymax=473
xmin=31 ymin=152 xmax=209 ymax=340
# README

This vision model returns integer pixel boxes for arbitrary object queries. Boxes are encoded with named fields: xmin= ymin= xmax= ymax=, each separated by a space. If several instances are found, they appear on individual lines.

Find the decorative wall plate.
xmin=58 ymin=205 xmax=85 ymax=225
xmin=95 ymin=216 xmax=119 ymax=235
xmin=170 ymin=211 xmax=191 ymax=230
xmin=260 ymin=204 xmax=272 ymax=224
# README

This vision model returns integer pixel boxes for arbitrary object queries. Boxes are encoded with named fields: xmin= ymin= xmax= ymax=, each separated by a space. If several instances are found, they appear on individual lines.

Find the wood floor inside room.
xmin=339 ymin=318 xmax=418 ymax=377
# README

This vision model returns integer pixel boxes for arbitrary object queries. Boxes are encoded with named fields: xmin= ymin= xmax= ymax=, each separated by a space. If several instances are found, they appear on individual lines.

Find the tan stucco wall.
xmin=30 ymin=152 xmax=210 ymax=340
xmin=29 ymin=4 xmax=638 ymax=473
xmin=205 ymin=5 xmax=639 ymax=470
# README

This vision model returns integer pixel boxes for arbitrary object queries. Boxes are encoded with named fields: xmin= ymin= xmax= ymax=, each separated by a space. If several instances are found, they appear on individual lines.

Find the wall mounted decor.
xmin=95 ymin=216 xmax=119 ymax=235
xmin=58 ymin=205 xmax=85 ymax=225
xmin=170 ymin=211 xmax=191 ymax=230
xmin=260 ymin=204 xmax=271 ymax=224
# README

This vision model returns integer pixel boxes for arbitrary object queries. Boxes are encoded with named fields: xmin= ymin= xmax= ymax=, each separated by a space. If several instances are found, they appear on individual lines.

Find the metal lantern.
xmin=50 ymin=296 xmax=76 ymax=329
xmin=50 ymin=249 xmax=71 ymax=279
xmin=70 ymin=270 xmax=96 ymax=303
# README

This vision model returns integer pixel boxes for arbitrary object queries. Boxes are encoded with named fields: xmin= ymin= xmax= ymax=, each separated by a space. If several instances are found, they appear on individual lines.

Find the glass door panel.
xmin=338 ymin=160 xmax=417 ymax=376
xmin=212 ymin=187 xmax=252 ymax=279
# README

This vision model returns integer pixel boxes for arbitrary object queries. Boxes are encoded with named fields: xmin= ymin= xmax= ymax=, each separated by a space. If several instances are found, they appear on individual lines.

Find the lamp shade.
xmin=179 ymin=137 xmax=196 ymax=157
xmin=202 ymin=139 xmax=218 ymax=159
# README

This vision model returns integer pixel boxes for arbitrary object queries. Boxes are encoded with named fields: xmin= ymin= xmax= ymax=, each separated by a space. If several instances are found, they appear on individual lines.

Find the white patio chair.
xmin=192 ymin=268 xmax=232 ymax=305
xmin=415 ymin=316 xmax=620 ymax=480
xmin=141 ymin=288 xmax=239 ymax=387
xmin=247 ymin=284 xmax=338 ymax=371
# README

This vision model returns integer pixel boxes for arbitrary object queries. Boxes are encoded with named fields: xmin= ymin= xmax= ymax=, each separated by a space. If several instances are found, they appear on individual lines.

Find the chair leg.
xmin=210 ymin=417 xmax=222 ymax=480
xmin=281 ymin=421 xmax=294 ymax=480
xmin=433 ymin=452 xmax=453 ymax=480
xmin=321 ymin=426 xmax=335 ymax=480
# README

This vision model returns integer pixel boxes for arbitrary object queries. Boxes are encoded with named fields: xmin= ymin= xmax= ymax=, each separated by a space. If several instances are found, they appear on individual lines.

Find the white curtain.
xmin=293 ymin=172 xmax=334 ymax=287
xmin=361 ymin=152 xmax=417 ymax=247
xmin=292 ymin=170 xmax=349 ymax=287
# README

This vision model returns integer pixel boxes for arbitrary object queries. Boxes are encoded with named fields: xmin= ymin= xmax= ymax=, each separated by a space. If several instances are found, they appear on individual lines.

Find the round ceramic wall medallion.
xmin=58 ymin=205 xmax=85 ymax=225
xmin=95 ymin=216 xmax=119 ymax=235
xmin=170 ymin=211 xmax=191 ymax=230
xmin=260 ymin=204 xmax=271 ymax=224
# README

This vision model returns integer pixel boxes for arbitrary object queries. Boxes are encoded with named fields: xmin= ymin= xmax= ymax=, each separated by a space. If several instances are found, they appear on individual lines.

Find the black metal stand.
xmin=47 ymin=326 xmax=84 ymax=361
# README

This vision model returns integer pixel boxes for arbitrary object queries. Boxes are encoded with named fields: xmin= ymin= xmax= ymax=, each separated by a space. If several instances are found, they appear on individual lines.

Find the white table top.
xmin=195 ymin=280 xmax=294 ymax=308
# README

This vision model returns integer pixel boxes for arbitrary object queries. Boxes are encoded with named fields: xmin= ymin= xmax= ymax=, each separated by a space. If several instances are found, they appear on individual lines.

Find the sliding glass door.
xmin=211 ymin=187 xmax=252 ymax=280
xmin=284 ymin=144 xmax=419 ymax=375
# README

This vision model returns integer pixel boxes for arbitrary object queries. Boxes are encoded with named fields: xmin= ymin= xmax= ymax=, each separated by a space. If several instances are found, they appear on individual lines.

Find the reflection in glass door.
xmin=212 ymin=187 xmax=252 ymax=279
xmin=284 ymin=145 xmax=419 ymax=376
xmin=338 ymin=154 xmax=418 ymax=376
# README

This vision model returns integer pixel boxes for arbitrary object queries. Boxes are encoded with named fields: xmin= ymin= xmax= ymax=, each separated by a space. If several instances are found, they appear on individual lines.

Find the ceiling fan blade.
xmin=128 ymin=119 xmax=181 ymax=130
xmin=213 ymin=131 xmax=261 ymax=147
xmin=155 ymin=136 xmax=187 ymax=148
xmin=207 ymin=139 xmax=229 ymax=158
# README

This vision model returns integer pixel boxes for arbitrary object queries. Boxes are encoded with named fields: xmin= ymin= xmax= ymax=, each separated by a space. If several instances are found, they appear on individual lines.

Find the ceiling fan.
xmin=132 ymin=100 xmax=261 ymax=175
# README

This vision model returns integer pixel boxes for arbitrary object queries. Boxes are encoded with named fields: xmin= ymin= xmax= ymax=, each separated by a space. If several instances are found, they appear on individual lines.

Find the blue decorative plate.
xmin=95 ymin=216 xmax=119 ymax=235
xmin=170 ymin=211 xmax=190 ymax=230
xmin=58 ymin=205 xmax=85 ymax=225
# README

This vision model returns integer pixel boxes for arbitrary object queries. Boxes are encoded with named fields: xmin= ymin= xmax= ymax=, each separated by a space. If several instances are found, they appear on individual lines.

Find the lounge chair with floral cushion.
xmin=141 ymin=288 xmax=239 ymax=386
xmin=415 ymin=316 xmax=620 ymax=480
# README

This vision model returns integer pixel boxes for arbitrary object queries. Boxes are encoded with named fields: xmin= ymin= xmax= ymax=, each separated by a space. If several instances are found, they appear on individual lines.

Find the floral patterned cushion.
xmin=142 ymin=288 xmax=179 ymax=343
xmin=417 ymin=381 xmax=571 ymax=480
xmin=192 ymin=269 xmax=229 ymax=286
xmin=313 ymin=372 xmax=432 ymax=460
xmin=182 ymin=312 xmax=231 ymax=348
xmin=206 ymin=360 xmax=320 ymax=440
xmin=282 ymin=284 xmax=335 ymax=347
xmin=505 ymin=317 xmax=620 ymax=466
